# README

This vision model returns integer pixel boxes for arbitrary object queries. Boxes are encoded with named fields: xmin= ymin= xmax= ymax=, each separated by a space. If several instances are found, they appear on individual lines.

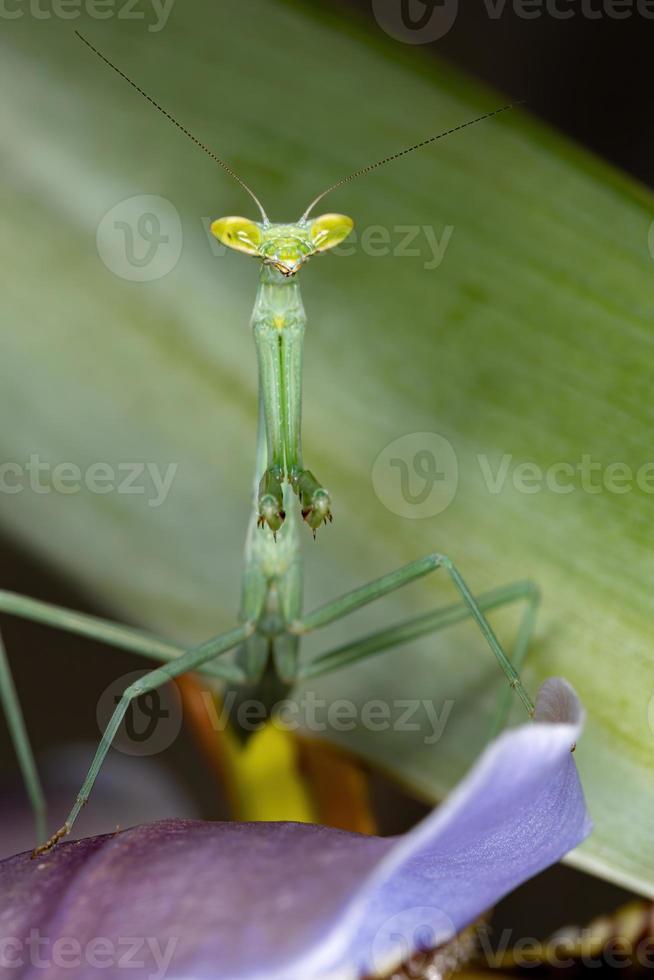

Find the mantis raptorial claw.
xmin=258 ymin=468 xmax=285 ymax=534
xmin=294 ymin=470 xmax=332 ymax=533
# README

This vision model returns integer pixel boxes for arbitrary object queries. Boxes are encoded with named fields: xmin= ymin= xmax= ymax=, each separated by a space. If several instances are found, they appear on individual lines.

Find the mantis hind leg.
xmin=293 ymin=553 xmax=538 ymax=720
xmin=280 ymin=322 xmax=332 ymax=535
xmin=299 ymin=578 xmax=540 ymax=738
xmin=33 ymin=622 xmax=250 ymax=855
xmin=0 ymin=589 xmax=245 ymax=840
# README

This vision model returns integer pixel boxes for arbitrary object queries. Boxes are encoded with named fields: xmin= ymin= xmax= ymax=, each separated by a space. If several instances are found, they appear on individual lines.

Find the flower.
xmin=0 ymin=679 xmax=590 ymax=980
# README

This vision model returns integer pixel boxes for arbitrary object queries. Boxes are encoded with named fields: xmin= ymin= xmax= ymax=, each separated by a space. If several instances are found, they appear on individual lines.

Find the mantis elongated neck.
xmin=252 ymin=266 xmax=306 ymax=482
xmin=252 ymin=265 xmax=304 ymax=332
xmin=241 ymin=266 xmax=304 ymax=607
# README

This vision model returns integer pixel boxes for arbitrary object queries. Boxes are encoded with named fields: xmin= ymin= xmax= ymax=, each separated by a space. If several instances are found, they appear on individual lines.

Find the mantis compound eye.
xmin=308 ymin=213 xmax=354 ymax=253
xmin=211 ymin=216 xmax=263 ymax=256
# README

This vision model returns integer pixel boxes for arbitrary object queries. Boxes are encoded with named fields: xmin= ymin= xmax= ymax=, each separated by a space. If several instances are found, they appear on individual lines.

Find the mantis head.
xmin=210 ymin=214 xmax=354 ymax=278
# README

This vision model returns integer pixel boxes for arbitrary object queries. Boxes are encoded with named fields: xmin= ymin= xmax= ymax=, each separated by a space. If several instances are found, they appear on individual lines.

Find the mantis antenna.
xmin=76 ymin=30 xmax=519 ymax=228
xmin=300 ymin=102 xmax=522 ymax=220
xmin=74 ymin=31 xmax=269 ymax=224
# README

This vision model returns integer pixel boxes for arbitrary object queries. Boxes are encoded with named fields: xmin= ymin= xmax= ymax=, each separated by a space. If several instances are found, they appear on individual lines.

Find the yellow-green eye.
xmin=309 ymin=213 xmax=354 ymax=253
xmin=211 ymin=216 xmax=262 ymax=256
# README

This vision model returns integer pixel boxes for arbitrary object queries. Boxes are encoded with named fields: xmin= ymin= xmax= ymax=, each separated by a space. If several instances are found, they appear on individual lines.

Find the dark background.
xmin=348 ymin=0 xmax=653 ymax=188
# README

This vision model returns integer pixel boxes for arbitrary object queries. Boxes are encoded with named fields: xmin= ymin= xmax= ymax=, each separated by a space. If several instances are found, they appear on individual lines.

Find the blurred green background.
xmin=2 ymin=0 xmax=654 ymax=921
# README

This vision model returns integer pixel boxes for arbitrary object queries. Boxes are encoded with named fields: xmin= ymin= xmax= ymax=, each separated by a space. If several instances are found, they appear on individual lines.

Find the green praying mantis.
xmin=0 ymin=32 xmax=542 ymax=856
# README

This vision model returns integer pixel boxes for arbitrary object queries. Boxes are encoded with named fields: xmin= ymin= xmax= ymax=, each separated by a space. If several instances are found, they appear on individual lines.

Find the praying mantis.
xmin=0 ymin=32 xmax=542 ymax=856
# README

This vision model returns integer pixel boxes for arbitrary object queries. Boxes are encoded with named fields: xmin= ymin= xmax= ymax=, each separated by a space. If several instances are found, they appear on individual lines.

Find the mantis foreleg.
xmin=280 ymin=315 xmax=303 ymax=475
xmin=280 ymin=319 xmax=332 ymax=533
xmin=253 ymin=320 xmax=285 ymax=535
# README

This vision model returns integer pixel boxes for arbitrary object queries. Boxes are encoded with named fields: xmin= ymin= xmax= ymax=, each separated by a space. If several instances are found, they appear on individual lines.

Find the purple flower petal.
xmin=0 ymin=679 xmax=590 ymax=980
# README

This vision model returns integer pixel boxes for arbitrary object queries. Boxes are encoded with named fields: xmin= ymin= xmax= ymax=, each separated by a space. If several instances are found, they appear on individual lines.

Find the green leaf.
xmin=2 ymin=0 xmax=653 ymax=894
